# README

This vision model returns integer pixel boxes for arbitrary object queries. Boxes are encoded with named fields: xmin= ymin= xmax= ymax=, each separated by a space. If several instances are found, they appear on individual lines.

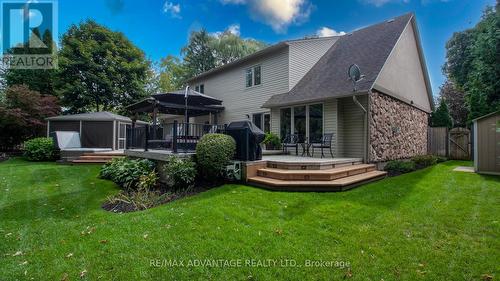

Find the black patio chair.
xmin=282 ymin=134 xmax=300 ymax=155
xmin=310 ymin=133 xmax=335 ymax=158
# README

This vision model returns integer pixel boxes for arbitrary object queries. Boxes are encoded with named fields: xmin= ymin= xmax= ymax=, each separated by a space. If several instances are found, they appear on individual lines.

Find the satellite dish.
xmin=348 ymin=64 xmax=365 ymax=91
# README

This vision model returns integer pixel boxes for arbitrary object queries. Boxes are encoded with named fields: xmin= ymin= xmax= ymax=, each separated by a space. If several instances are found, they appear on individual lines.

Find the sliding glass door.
xmin=280 ymin=108 xmax=291 ymax=138
xmin=279 ymin=104 xmax=324 ymax=142
xmin=309 ymin=104 xmax=323 ymax=142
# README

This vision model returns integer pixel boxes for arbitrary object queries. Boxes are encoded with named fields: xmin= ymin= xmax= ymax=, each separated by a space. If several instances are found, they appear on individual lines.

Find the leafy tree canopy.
xmin=4 ymin=28 xmax=57 ymax=96
xmin=439 ymin=80 xmax=469 ymax=127
xmin=157 ymin=28 xmax=268 ymax=92
xmin=443 ymin=5 xmax=500 ymax=122
xmin=430 ymin=98 xmax=453 ymax=128
xmin=0 ymin=85 xmax=60 ymax=150
xmin=56 ymin=20 xmax=149 ymax=113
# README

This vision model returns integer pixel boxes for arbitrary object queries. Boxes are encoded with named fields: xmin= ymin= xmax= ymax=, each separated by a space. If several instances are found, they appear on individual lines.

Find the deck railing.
xmin=126 ymin=121 xmax=226 ymax=153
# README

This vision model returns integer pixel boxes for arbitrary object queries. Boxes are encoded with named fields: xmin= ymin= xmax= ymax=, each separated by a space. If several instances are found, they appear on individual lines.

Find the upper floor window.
xmin=245 ymin=65 xmax=261 ymax=88
xmin=194 ymin=84 xmax=205 ymax=94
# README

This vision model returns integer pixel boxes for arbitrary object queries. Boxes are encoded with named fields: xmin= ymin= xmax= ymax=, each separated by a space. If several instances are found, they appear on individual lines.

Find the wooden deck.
xmin=245 ymin=156 xmax=387 ymax=191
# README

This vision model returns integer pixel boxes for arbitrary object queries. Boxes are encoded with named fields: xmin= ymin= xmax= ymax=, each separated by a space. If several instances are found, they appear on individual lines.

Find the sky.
xmin=57 ymin=0 xmax=496 ymax=96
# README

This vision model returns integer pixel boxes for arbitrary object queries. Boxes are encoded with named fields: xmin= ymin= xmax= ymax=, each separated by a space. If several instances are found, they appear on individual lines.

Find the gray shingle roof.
xmin=46 ymin=111 xmax=147 ymax=124
xmin=263 ymin=13 xmax=414 ymax=108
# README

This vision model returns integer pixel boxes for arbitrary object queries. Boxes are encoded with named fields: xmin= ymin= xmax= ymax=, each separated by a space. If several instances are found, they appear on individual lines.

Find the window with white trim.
xmin=245 ymin=65 xmax=261 ymax=87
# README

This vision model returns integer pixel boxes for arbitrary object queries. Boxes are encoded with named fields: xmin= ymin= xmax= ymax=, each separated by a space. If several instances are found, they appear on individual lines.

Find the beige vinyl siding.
xmin=271 ymin=108 xmax=280 ymax=136
xmin=374 ymin=22 xmax=432 ymax=112
xmin=288 ymin=37 xmax=337 ymax=90
xmin=323 ymin=99 xmax=338 ymax=155
xmin=337 ymin=95 xmax=367 ymax=158
xmin=189 ymin=48 xmax=289 ymax=125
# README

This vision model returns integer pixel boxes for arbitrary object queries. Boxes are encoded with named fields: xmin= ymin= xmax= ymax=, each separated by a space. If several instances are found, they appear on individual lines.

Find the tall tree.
xmin=210 ymin=31 xmax=267 ymax=66
xmin=443 ymin=5 xmax=500 ymax=122
xmin=181 ymin=29 xmax=216 ymax=79
xmin=56 ymin=20 xmax=149 ymax=113
xmin=439 ymin=80 xmax=468 ymax=127
xmin=430 ymin=98 xmax=453 ymax=128
xmin=158 ymin=55 xmax=187 ymax=91
xmin=0 ymin=85 xmax=60 ymax=150
xmin=4 ymin=28 xmax=57 ymax=96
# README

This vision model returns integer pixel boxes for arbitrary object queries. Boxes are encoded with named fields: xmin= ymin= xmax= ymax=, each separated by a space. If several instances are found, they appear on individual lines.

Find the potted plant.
xmin=262 ymin=132 xmax=281 ymax=150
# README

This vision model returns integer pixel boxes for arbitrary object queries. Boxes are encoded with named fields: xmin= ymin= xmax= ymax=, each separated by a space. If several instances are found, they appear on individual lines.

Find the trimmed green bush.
xmin=436 ymin=156 xmax=448 ymax=163
xmin=411 ymin=155 xmax=438 ymax=169
xmin=384 ymin=160 xmax=416 ymax=175
xmin=100 ymin=157 xmax=155 ymax=190
xmin=23 ymin=137 xmax=56 ymax=161
xmin=195 ymin=133 xmax=236 ymax=180
xmin=263 ymin=132 xmax=281 ymax=150
xmin=163 ymin=157 xmax=197 ymax=189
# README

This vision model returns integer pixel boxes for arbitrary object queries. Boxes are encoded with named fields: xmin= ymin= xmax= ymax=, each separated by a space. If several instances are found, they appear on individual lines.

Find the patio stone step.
xmin=248 ymin=170 xmax=387 ymax=191
xmin=257 ymin=164 xmax=376 ymax=181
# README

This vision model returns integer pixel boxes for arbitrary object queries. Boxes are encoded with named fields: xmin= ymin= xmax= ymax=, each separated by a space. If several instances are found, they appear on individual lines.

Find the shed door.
xmin=117 ymin=122 xmax=129 ymax=150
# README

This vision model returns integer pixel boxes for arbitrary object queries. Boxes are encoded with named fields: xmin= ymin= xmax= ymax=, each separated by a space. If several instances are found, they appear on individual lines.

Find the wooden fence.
xmin=428 ymin=127 xmax=448 ymax=157
xmin=427 ymin=127 xmax=471 ymax=160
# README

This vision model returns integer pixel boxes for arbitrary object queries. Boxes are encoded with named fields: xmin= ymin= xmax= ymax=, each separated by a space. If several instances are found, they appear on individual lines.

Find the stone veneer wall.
xmin=369 ymin=90 xmax=429 ymax=162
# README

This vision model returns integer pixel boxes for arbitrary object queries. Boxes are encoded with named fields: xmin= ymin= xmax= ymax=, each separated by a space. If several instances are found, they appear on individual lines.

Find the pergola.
xmin=126 ymin=89 xmax=224 ymax=126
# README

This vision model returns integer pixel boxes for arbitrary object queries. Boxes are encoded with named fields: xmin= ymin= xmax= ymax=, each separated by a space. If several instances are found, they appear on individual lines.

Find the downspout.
xmin=353 ymin=95 xmax=368 ymax=163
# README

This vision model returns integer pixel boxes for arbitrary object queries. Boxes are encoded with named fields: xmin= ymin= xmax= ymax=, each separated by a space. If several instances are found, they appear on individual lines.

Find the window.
xmin=245 ymin=65 xmax=261 ymax=87
xmin=246 ymin=68 xmax=253 ymax=87
xmin=280 ymin=108 xmax=291 ymax=138
xmin=194 ymin=84 xmax=204 ymax=94
xmin=253 ymin=66 xmax=261 ymax=85
xmin=264 ymin=113 xmax=270 ymax=133
xmin=252 ymin=113 xmax=263 ymax=130
xmin=309 ymin=104 xmax=323 ymax=142
xmin=294 ymin=106 xmax=306 ymax=142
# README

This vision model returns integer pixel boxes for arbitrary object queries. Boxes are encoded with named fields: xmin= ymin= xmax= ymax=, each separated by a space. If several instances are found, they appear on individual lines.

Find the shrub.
xmin=263 ymin=132 xmax=281 ymax=150
xmin=138 ymin=171 xmax=159 ymax=190
xmin=105 ymin=188 xmax=170 ymax=212
xmin=195 ymin=133 xmax=236 ymax=180
xmin=384 ymin=160 xmax=416 ymax=175
xmin=411 ymin=155 xmax=438 ymax=169
xmin=23 ymin=137 xmax=56 ymax=161
xmin=436 ymin=156 xmax=448 ymax=163
xmin=163 ymin=157 xmax=197 ymax=189
xmin=100 ymin=158 xmax=155 ymax=190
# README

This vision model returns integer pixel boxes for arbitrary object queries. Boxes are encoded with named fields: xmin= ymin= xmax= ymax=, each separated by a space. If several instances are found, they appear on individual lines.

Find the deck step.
xmin=257 ymin=164 xmax=376 ymax=181
xmin=78 ymin=155 xmax=123 ymax=160
xmin=82 ymin=152 xmax=124 ymax=157
xmin=266 ymin=159 xmax=363 ymax=170
xmin=248 ymin=170 xmax=387 ymax=191
xmin=71 ymin=159 xmax=110 ymax=164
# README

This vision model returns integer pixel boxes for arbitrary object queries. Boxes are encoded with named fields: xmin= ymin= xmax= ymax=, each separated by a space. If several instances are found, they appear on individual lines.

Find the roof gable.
xmin=263 ymin=13 xmax=414 ymax=107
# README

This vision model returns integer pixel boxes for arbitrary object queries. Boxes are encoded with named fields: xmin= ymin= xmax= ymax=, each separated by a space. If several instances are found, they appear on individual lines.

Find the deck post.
xmin=145 ymin=125 xmax=149 ymax=152
xmin=173 ymin=120 xmax=178 ymax=153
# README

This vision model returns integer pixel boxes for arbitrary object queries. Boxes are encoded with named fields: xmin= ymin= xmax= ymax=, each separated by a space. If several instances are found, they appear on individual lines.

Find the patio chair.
xmin=282 ymin=134 xmax=300 ymax=155
xmin=310 ymin=133 xmax=335 ymax=158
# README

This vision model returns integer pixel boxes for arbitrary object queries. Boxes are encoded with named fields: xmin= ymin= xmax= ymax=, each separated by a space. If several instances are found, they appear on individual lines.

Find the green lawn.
xmin=0 ymin=159 xmax=498 ymax=280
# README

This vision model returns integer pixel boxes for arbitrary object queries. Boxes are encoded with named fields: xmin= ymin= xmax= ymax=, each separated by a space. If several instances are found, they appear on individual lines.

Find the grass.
xmin=0 ymin=158 xmax=498 ymax=280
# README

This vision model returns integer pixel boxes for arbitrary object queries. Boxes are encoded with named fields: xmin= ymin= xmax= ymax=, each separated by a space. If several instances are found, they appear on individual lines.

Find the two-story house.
xmin=178 ymin=13 xmax=432 ymax=163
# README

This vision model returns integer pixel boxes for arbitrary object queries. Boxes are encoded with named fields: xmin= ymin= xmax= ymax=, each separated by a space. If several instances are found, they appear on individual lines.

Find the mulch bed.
xmin=102 ymin=181 xmax=225 ymax=213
